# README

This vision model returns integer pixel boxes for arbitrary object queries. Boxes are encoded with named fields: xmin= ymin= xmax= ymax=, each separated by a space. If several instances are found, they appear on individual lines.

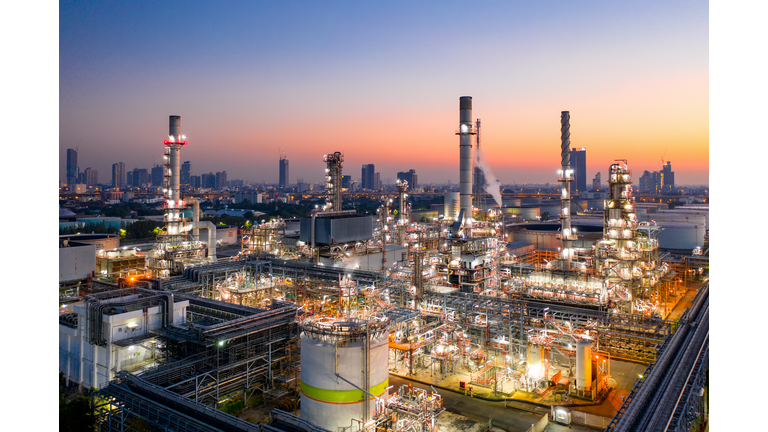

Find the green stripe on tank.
xmin=300 ymin=378 xmax=389 ymax=403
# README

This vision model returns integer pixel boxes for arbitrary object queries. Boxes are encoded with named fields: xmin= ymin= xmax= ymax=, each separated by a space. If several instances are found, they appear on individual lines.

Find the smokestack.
xmin=458 ymin=96 xmax=474 ymax=222
xmin=559 ymin=111 xmax=573 ymax=264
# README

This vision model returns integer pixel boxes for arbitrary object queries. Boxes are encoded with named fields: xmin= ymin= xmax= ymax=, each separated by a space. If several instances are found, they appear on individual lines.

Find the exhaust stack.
xmin=559 ymin=111 xmax=575 ymax=264
xmin=457 ymin=97 xmax=475 ymax=222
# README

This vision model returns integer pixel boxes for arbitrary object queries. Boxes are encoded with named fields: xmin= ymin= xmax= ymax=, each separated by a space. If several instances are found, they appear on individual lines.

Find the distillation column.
xmin=457 ymin=96 xmax=475 ymax=223
xmin=164 ymin=116 xmax=187 ymax=236
xmin=323 ymin=152 xmax=344 ymax=212
xmin=558 ymin=111 xmax=575 ymax=266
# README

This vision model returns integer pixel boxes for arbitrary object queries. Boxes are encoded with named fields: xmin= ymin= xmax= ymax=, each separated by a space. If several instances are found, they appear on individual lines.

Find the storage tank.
xmin=443 ymin=192 xmax=459 ymax=220
xmin=575 ymin=340 xmax=592 ymax=390
xmin=527 ymin=344 xmax=543 ymax=378
xmin=300 ymin=316 xmax=390 ymax=431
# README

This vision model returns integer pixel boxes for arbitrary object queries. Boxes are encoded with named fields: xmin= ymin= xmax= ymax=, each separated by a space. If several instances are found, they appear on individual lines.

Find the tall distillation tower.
xmin=323 ymin=152 xmax=343 ymax=211
xmin=557 ymin=111 xmax=577 ymax=268
xmin=457 ymin=97 xmax=475 ymax=223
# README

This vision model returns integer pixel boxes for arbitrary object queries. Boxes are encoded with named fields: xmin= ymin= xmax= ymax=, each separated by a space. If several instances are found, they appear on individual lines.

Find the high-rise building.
xmin=570 ymin=148 xmax=587 ymax=194
xmin=591 ymin=172 xmax=601 ymax=191
xmin=361 ymin=164 xmax=375 ymax=190
xmin=181 ymin=161 xmax=191 ymax=188
xmin=82 ymin=168 xmax=98 ymax=187
xmin=66 ymin=148 xmax=79 ymax=188
xmin=151 ymin=165 xmax=165 ymax=187
xmin=216 ymin=171 xmax=228 ymax=190
xmin=397 ymin=169 xmax=419 ymax=190
xmin=190 ymin=175 xmax=201 ymax=189
xmin=662 ymin=161 xmax=675 ymax=193
xmin=112 ymin=162 xmax=126 ymax=189
xmin=128 ymin=168 xmax=150 ymax=187
xmin=201 ymin=173 xmax=216 ymax=189
xmin=279 ymin=156 xmax=289 ymax=189
xmin=297 ymin=178 xmax=311 ymax=193
xmin=373 ymin=172 xmax=381 ymax=191
xmin=638 ymin=162 xmax=676 ymax=194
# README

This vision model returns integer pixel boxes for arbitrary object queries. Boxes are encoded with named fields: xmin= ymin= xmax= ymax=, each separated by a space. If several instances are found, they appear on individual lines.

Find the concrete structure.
xmin=112 ymin=162 xmax=126 ymax=189
xmin=59 ymin=288 xmax=189 ymax=389
xmin=443 ymin=192 xmax=460 ymax=220
xmin=59 ymin=239 xmax=96 ymax=283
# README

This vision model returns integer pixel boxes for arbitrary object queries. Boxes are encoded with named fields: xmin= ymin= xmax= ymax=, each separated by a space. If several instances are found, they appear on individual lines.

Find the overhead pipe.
xmin=183 ymin=221 xmax=217 ymax=260
xmin=186 ymin=199 xmax=201 ymax=242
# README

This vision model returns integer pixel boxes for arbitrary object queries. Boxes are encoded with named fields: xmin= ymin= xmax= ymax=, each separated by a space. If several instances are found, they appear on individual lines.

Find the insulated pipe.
xmin=186 ymin=199 xmax=200 ymax=242
xmin=458 ymin=97 xmax=474 ymax=223
xmin=184 ymin=221 xmax=217 ymax=260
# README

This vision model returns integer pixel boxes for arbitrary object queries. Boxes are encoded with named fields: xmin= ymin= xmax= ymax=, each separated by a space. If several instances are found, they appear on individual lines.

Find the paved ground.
xmin=390 ymin=374 xmax=598 ymax=432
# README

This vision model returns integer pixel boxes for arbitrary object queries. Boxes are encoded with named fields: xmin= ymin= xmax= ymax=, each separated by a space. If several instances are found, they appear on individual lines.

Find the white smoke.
xmin=476 ymin=150 xmax=502 ymax=208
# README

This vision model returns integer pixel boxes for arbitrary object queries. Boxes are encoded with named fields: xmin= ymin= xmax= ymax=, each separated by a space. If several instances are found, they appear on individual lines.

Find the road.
xmin=389 ymin=374 xmax=598 ymax=432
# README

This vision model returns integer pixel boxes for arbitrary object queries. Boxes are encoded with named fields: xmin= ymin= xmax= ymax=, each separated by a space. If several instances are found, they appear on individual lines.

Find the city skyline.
xmin=59 ymin=1 xmax=708 ymax=185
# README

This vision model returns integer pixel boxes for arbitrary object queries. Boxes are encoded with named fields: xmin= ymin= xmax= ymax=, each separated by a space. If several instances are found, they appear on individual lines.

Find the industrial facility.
xmin=59 ymin=102 xmax=708 ymax=432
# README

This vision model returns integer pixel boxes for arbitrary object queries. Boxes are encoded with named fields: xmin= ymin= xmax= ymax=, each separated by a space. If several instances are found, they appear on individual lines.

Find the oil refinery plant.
xmin=59 ymin=100 xmax=708 ymax=432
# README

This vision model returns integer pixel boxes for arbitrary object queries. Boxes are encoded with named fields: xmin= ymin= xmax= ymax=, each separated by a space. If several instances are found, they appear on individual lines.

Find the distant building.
xmin=190 ymin=175 xmax=201 ymax=189
xmin=128 ymin=168 xmax=150 ymax=188
xmin=112 ymin=162 xmax=126 ymax=189
xmin=228 ymin=179 xmax=244 ymax=188
xmin=297 ymin=178 xmax=311 ymax=193
xmin=570 ymin=148 xmax=587 ymax=194
xmin=638 ymin=162 xmax=676 ymax=194
xmin=181 ymin=161 xmax=191 ymax=188
xmin=362 ymin=164 xmax=375 ymax=190
xmin=201 ymin=173 xmax=216 ymax=189
xmin=373 ymin=172 xmax=381 ymax=191
xmin=279 ymin=157 xmax=289 ymax=189
xmin=216 ymin=171 xmax=228 ymax=190
xmin=66 ymin=148 xmax=79 ymax=189
xmin=151 ymin=165 xmax=164 ymax=187
xmin=591 ymin=172 xmax=601 ymax=191
xmin=397 ymin=169 xmax=419 ymax=190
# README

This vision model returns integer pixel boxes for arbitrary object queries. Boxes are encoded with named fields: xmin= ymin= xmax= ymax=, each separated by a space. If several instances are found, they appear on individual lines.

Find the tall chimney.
xmin=559 ymin=111 xmax=574 ymax=265
xmin=458 ymin=97 xmax=474 ymax=222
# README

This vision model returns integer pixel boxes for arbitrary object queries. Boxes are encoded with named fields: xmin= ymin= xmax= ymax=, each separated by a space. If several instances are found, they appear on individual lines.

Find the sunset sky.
xmin=59 ymin=0 xmax=709 ymax=186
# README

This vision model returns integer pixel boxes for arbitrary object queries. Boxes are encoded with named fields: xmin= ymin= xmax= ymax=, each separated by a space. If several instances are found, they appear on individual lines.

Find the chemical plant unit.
xmin=60 ymin=102 xmax=708 ymax=432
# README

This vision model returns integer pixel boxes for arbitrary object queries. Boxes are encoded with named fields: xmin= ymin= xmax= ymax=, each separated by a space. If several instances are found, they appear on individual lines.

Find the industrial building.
xmin=59 ymin=105 xmax=708 ymax=432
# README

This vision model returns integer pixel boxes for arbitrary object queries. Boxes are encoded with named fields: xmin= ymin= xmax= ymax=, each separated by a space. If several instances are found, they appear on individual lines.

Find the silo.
xmin=300 ymin=316 xmax=390 ymax=431
xmin=527 ymin=344 xmax=543 ymax=378
xmin=575 ymin=340 xmax=592 ymax=389
xmin=443 ymin=192 xmax=460 ymax=220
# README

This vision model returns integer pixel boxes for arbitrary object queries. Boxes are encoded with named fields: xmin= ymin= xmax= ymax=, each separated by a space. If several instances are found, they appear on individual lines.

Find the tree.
xmin=59 ymin=395 xmax=96 ymax=432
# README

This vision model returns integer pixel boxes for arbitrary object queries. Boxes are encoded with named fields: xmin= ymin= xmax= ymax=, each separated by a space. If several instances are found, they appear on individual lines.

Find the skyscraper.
xmin=361 ymin=164 xmax=375 ymax=190
xmin=279 ymin=156 xmax=289 ymax=189
xmin=151 ymin=165 xmax=165 ymax=187
xmin=216 ymin=171 xmax=228 ymax=190
xmin=181 ymin=161 xmax=191 ymax=188
xmin=397 ymin=169 xmax=419 ymax=190
xmin=662 ymin=161 xmax=675 ymax=193
xmin=570 ymin=148 xmax=587 ymax=194
xmin=201 ymin=173 xmax=216 ymax=189
xmin=112 ymin=162 xmax=126 ymax=189
xmin=591 ymin=172 xmax=601 ymax=191
xmin=66 ymin=148 xmax=78 ymax=188
xmin=83 ymin=168 xmax=98 ymax=187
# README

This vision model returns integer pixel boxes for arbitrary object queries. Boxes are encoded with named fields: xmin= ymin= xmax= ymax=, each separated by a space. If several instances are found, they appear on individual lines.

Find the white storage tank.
xmin=575 ymin=340 xmax=592 ymax=390
xmin=527 ymin=344 xmax=543 ymax=378
xmin=300 ymin=316 xmax=390 ymax=431
xmin=443 ymin=192 xmax=459 ymax=220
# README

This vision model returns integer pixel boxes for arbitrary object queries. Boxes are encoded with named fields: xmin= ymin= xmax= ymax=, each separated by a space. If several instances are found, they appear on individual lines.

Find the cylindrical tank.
xmin=575 ymin=340 xmax=592 ymax=389
xmin=300 ymin=317 xmax=390 ymax=431
xmin=443 ymin=192 xmax=460 ymax=220
xmin=527 ymin=344 xmax=543 ymax=378
xmin=458 ymin=97 xmax=474 ymax=220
